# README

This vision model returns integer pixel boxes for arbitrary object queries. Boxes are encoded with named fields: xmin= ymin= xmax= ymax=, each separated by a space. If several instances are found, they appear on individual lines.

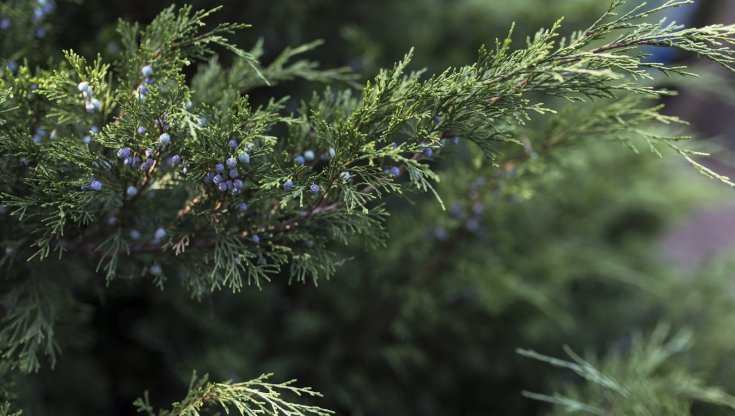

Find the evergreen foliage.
xmin=1 ymin=0 xmax=735 ymax=414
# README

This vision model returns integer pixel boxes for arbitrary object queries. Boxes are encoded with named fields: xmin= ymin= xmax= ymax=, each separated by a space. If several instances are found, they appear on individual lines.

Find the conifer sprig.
xmin=519 ymin=325 xmax=735 ymax=414
xmin=1 ymin=0 xmax=734 ymax=384
xmin=133 ymin=372 xmax=333 ymax=416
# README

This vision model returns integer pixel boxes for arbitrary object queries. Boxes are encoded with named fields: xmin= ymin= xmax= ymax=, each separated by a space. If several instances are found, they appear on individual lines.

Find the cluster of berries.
xmin=202 ymin=140 xmax=252 ymax=195
xmin=281 ymin=179 xmax=321 ymax=194
xmin=128 ymin=226 xmax=166 ymax=245
xmin=32 ymin=0 xmax=54 ymax=24
xmin=77 ymin=82 xmax=101 ymax=113
xmin=31 ymin=128 xmax=47 ymax=144
xmin=138 ymin=65 xmax=154 ymax=100
xmin=294 ymin=147 xmax=336 ymax=165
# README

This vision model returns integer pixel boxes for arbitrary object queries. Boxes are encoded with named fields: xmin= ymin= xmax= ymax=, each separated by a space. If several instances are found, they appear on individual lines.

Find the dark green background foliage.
xmin=2 ymin=0 xmax=735 ymax=415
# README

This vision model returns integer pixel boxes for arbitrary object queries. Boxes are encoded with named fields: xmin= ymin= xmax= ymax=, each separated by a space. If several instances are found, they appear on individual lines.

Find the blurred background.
xmin=5 ymin=0 xmax=735 ymax=414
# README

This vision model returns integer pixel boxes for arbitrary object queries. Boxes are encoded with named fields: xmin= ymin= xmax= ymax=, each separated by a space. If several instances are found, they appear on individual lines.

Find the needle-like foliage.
xmin=1 ymin=0 xmax=735 ymax=413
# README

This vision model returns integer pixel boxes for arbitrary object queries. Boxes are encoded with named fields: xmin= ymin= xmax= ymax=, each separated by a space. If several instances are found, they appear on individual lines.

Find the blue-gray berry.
xmin=233 ymin=179 xmax=244 ymax=189
xmin=217 ymin=182 xmax=227 ymax=192
xmin=77 ymin=81 xmax=89 ymax=92
xmin=226 ymin=157 xmax=237 ymax=168
xmin=239 ymin=202 xmax=248 ymax=212
xmin=228 ymin=169 xmax=238 ymax=178
xmin=126 ymin=186 xmax=137 ymax=197
xmin=304 ymin=150 xmax=315 ymax=161
xmin=137 ymin=126 xmax=146 ymax=134
xmin=238 ymin=152 xmax=250 ymax=164
xmin=141 ymin=65 xmax=153 ymax=78
xmin=129 ymin=229 xmax=141 ymax=240
xmin=215 ymin=163 xmax=225 ymax=173
xmin=158 ymin=133 xmax=170 ymax=146
xmin=295 ymin=155 xmax=305 ymax=165
xmin=90 ymin=179 xmax=102 ymax=191
xmin=154 ymin=227 xmax=166 ymax=240
xmin=228 ymin=139 xmax=238 ymax=149
xmin=328 ymin=147 xmax=336 ymax=158
xmin=169 ymin=154 xmax=181 ymax=165
xmin=212 ymin=174 xmax=223 ymax=184
xmin=340 ymin=171 xmax=351 ymax=181
xmin=283 ymin=180 xmax=293 ymax=191
xmin=310 ymin=184 xmax=320 ymax=193
xmin=149 ymin=264 xmax=162 ymax=275
xmin=389 ymin=166 xmax=401 ymax=176
xmin=423 ymin=147 xmax=433 ymax=157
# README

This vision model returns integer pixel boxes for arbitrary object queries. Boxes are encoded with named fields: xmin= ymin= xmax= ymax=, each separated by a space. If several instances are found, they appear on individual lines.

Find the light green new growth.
xmin=518 ymin=325 xmax=735 ymax=415
xmin=133 ymin=373 xmax=333 ymax=416
xmin=1 ymin=0 xmax=735 ymax=413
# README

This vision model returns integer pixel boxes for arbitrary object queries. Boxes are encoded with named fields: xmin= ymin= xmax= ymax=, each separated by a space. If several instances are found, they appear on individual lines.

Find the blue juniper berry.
xmin=238 ymin=152 xmax=250 ymax=164
xmin=423 ymin=147 xmax=433 ymax=157
xmin=233 ymin=179 xmax=244 ymax=189
xmin=283 ymin=180 xmax=294 ymax=191
xmin=154 ymin=227 xmax=166 ymax=241
xmin=90 ymin=179 xmax=102 ymax=191
xmin=158 ymin=134 xmax=170 ymax=149
xmin=215 ymin=163 xmax=225 ymax=173
xmin=310 ymin=184 xmax=320 ymax=193
xmin=217 ymin=182 xmax=227 ymax=192
xmin=169 ymin=155 xmax=181 ymax=165
xmin=328 ymin=147 xmax=336 ymax=158
xmin=304 ymin=150 xmax=315 ymax=161
xmin=340 ymin=171 xmax=351 ymax=181
xmin=82 ymin=135 xmax=91 ymax=144
xmin=212 ymin=174 xmax=223 ymax=184
xmin=226 ymin=157 xmax=237 ymax=168
xmin=141 ymin=65 xmax=153 ymax=78
xmin=389 ymin=166 xmax=401 ymax=176
xmin=294 ymin=155 xmax=305 ymax=165
xmin=149 ymin=264 xmax=162 ymax=275
xmin=239 ymin=202 xmax=248 ymax=212
xmin=129 ymin=229 xmax=141 ymax=240
xmin=228 ymin=139 xmax=238 ymax=149
xmin=228 ymin=169 xmax=238 ymax=178
xmin=126 ymin=186 xmax=137 ymax=197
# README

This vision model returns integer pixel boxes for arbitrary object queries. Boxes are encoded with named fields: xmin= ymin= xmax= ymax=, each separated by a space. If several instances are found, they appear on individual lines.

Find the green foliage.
xmin=134 ymin=373 xmax=331 ymax=416
xmin=1 ymin=0 xmax=735 ymax=414
xmin=520 ymin=325 xmax=735 ymax=415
